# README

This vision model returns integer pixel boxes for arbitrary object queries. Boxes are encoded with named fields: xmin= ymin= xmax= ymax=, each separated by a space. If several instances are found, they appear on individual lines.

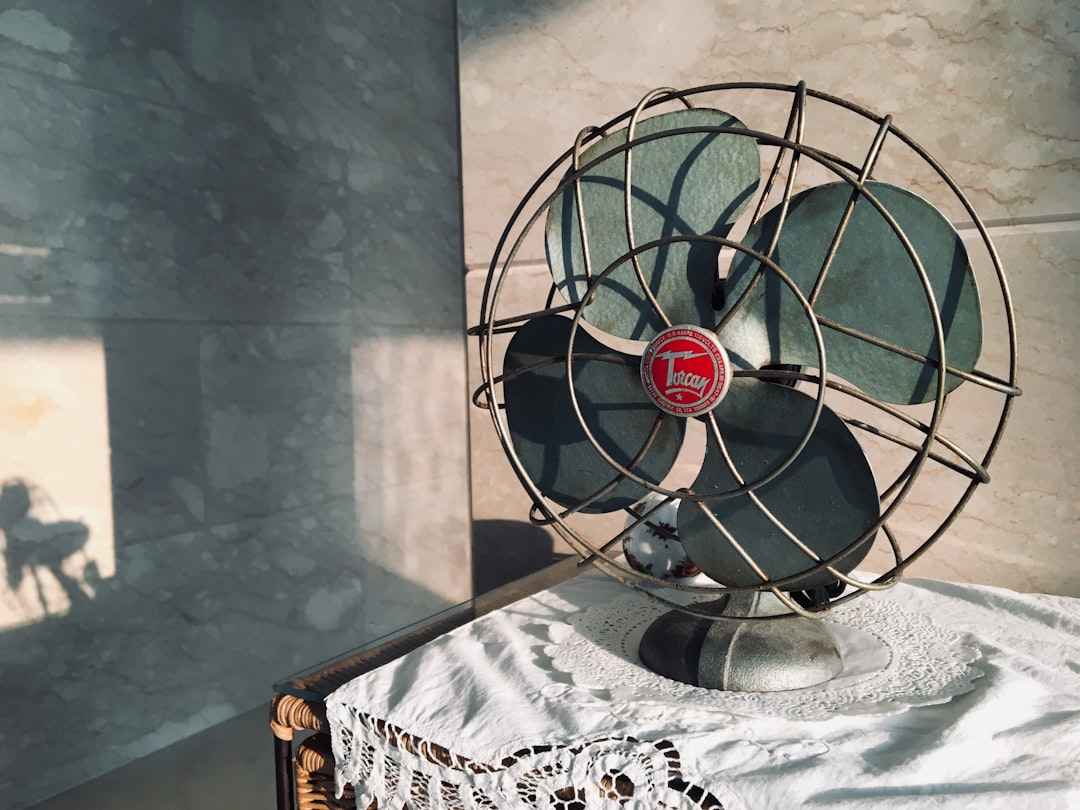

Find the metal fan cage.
xmin=469 ymin=81 xmax=1021 ymax=621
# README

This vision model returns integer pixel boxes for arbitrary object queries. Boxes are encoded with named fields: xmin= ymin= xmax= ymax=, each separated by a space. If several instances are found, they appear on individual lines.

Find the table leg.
xmin=274 ymin=734 xmax=296 ymax=810
xmin=271 ymin=694 xmax=330 ymax=810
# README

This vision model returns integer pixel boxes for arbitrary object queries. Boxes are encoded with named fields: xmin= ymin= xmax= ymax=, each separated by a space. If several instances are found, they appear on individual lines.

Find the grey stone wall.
xmin=0 ymin=3 xmax=471 ymax=805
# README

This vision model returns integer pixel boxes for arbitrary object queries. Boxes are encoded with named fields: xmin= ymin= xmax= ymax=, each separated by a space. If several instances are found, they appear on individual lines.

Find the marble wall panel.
xmin=0 ymin=2 xmax=459 ymax=172
xmin=836 ymin=223 xmax=1077 ymax=595
xmin=904 ymin=226 xmax=1080 ymax=594
xmin=0 ymin=66 xmax=352 ymax=324
xmin=458 ymin=0 xmax=1080 ymax=268
xmin=348 ymin=158 xmax=466 ymax=331
xmin=104 ymin=322 xmax=204 ymax=546
xmin=200 ymin=324 xmax=355 ymax=524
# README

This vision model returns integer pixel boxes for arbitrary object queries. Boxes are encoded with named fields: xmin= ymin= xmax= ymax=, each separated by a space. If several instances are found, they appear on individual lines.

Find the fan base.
xmin=638 ymin=594 xmax=842 ymax=691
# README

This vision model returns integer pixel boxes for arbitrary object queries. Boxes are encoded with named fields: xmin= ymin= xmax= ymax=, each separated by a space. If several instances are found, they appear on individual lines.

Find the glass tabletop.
xmin=273 ymin=556 xmax=581 ymax=702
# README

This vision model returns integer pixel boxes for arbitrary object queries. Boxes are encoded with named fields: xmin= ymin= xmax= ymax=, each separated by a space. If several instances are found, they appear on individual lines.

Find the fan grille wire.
xmin=469 ymin=82 xmax=1021 ymax=620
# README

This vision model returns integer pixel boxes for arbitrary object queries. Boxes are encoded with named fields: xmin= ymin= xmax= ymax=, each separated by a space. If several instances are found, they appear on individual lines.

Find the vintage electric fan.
xmin=471 ymin=82 xmax=1020 ymax=691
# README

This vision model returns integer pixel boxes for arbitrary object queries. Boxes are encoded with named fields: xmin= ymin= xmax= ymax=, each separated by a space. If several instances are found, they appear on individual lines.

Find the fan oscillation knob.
xmin=640 ymin=325 xmax=732 ymax=417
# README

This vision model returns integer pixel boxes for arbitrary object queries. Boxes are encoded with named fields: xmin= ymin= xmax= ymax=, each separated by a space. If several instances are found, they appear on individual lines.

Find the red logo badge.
xmin=640 ymin=325 xmax=731 ymax=417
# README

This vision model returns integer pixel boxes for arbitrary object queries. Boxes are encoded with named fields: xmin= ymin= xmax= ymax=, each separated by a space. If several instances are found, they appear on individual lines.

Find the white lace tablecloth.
xmin=327 ymin=570 xmax=1080 ymax=809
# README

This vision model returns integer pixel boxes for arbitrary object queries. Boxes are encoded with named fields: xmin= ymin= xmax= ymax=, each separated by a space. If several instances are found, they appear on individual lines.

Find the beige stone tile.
xmin=874 ymin=225 xmax=1080 ymax=595
xmin=459 ymin=0 xmax=1079 ymax=268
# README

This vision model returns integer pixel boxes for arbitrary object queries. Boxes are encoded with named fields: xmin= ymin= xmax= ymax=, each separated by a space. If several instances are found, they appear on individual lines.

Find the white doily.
xmin=546 ymin=592 xmax=983 ymax=721
xmin=332 ymin=708 xmax=741 ymax=810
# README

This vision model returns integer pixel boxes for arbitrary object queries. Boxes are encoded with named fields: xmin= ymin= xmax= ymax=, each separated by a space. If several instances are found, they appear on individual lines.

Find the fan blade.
xmin=503 ymin=316 xmax=686 ymax=514
xmin=546 ymin=108 xmax=760 ymax=342
xmin=677 ymin=378 xmax=879 ymax=590
xmin=722 ymin=181 xmax=982 ymax=405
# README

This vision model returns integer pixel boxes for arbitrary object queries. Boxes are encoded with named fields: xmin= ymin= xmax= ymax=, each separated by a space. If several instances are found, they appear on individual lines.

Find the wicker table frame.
xmin=269 ymin=559 xmax=580 ymax=810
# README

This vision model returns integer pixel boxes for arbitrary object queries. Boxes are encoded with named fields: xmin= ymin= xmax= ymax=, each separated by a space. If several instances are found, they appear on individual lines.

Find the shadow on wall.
xmin=457 ymin=0 xmax=579 ymax=53
xmin=472 ymin=519 xmax=572 ymax=595
xmin=0 ymin=480 xmax=97 ymax=619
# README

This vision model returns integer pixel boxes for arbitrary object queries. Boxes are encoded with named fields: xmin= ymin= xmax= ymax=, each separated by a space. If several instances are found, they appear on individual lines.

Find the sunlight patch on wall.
xmin=351 ymin=332 xmax=473 ymax=605
xmin=0 ymin=337 xmax=114 ymax=631
xmin=0 ymin=242 xmax=52 ymax=258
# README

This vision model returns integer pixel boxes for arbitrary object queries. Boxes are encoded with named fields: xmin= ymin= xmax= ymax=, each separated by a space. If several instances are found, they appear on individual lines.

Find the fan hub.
xmin=640 ymin=325 xmax=732 ymax=417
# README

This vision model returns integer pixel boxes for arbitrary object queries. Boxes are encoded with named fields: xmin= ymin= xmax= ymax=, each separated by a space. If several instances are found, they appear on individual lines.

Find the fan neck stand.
xmin=638 ymin=592 xmax=842 ymax=691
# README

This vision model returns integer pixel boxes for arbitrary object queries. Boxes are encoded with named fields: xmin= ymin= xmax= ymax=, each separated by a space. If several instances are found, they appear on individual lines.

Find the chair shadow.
xmin=1 ymin=480 xmax=96 ymax=617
